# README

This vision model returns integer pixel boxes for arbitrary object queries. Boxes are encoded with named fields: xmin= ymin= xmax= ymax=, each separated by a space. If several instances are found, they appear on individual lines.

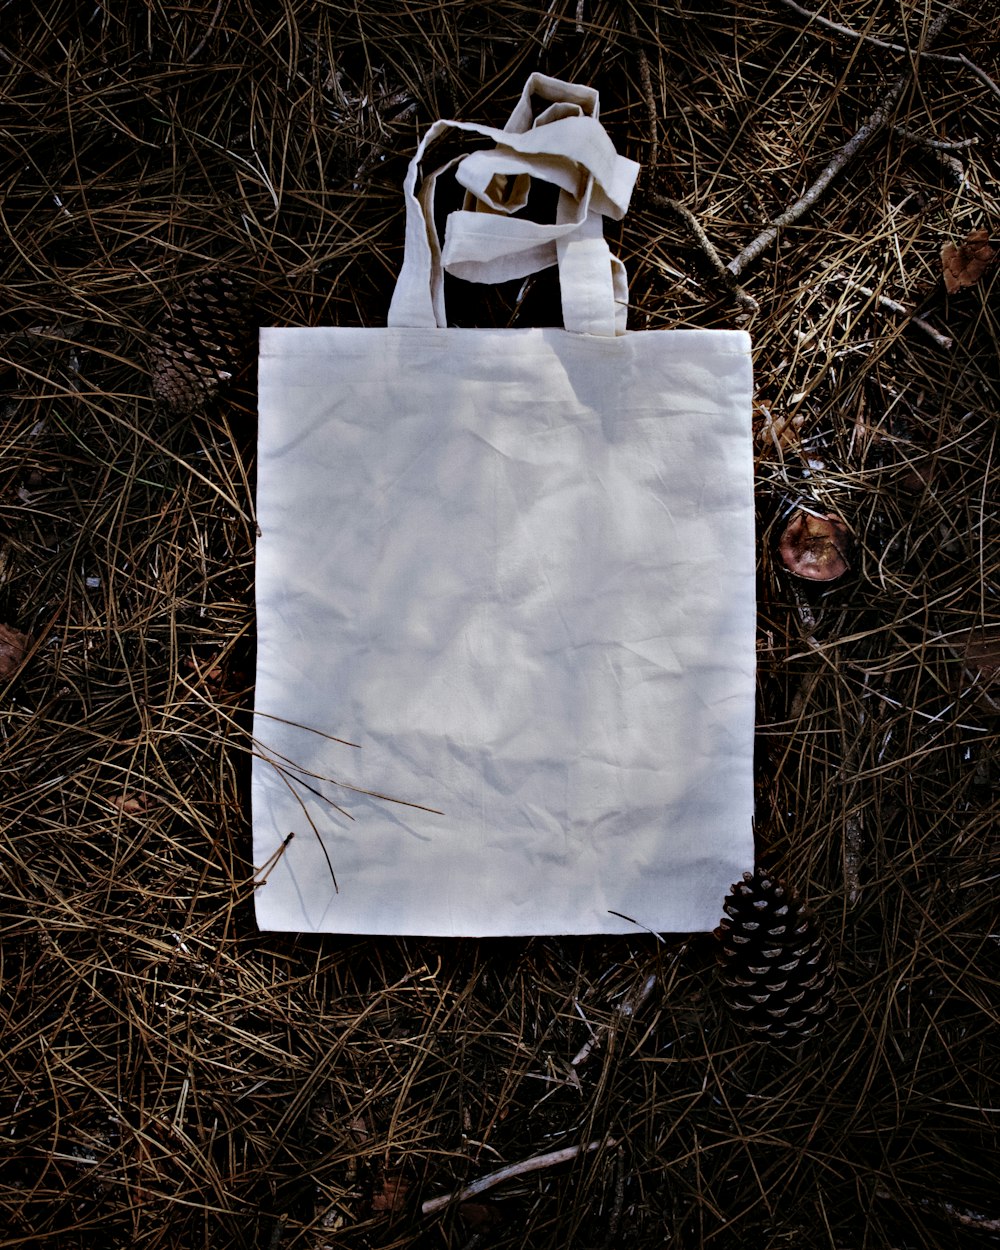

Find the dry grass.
xmin=1 ymin=1 xmax=998 ymax=1247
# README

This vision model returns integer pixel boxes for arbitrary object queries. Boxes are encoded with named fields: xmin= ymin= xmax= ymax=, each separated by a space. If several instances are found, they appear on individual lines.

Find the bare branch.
xmin=773 ymin=0 xmax=964 ymax=61
xmin=893 ymin=126 xmax=968 ymax=176
xmin=628 ymin=8 xmax=659 ymax=173
xmin=958 ymin=52 xmax=1000 ymax=102
xmin=421 ymin=1139 xmax=616 ymax=1215
xmin=893 ymin=127 xmax=977 ymax=151
xmin=571 ymin=972 xmax=658 ymax=1067
xmin=187 ymin=0 xmax=224 ymax=62
xmin=650 ymin=192 xmax=760 ymax=313
xmin=876 ymin=1189 xmax=1000 ymax=1233
xmin=828 ymin=272 xmax=954 ymax=350
xmin=728 ymin=1 xmax=962 ymax=277
xmin=775 ymin=0 xmax=1000 ymax=102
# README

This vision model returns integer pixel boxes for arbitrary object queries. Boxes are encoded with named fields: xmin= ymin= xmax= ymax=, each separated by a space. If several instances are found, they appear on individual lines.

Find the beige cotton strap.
xmin=387 ymin=73 xmax=639 ymax=336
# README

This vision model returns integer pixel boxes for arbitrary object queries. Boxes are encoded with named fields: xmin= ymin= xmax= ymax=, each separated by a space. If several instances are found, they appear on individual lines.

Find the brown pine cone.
xmin=717 ymin=870 xmax=836 ymax=1044
xmin=149 ymin=271 xmax=254 ymax=414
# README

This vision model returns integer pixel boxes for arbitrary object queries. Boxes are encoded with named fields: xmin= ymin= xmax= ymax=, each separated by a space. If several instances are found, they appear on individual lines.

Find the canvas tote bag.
xmin=252 ymin=74 xmax=755 ymax=936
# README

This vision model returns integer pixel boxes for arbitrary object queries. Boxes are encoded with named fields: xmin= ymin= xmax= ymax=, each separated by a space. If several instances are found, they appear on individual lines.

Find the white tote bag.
xmin=252 ymin=75 xmax=755 ymax=936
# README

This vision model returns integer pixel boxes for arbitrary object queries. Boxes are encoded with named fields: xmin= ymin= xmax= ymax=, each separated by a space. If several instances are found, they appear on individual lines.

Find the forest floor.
xmin=1 ymin=2 xmax=998 ymax=1247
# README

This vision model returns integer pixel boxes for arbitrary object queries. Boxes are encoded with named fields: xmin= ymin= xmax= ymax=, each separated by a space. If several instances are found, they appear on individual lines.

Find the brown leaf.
xmin=756 ymin=404 xmax=804 ymax=449
xmin=0 ymin=622 xmax=28 ymax=679
xmin=941 ymin=227 xmax=996 ymax=294
xmin=183 ymin=652 xmax=224 ymax=686
xmin=778 ymin=510 xmax=851 ymax=582
xmin=948 ymin=627 xmax=1000 ymax=715
xmin=109 ymin=793 xmax=152 ymax=815
xmin=459 ymin=1201 xmax=502 ymax=1227
xmin=370 ymin=1174 xmax=410 ymax=1214
xmin=962 ymin=629 xmax=1000 ymax=679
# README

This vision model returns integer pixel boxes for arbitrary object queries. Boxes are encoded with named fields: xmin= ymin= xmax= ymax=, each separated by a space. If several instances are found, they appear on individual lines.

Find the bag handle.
xmin=387 ymin=74 xmax=640 ymax=337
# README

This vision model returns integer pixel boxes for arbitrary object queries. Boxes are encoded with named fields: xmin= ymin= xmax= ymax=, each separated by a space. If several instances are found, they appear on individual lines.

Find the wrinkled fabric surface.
xmin=252 ymin=325 xmax=755 ymax=934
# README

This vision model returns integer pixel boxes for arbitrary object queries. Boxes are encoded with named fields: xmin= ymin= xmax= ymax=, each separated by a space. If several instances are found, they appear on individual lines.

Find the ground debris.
xmin=941 ymin=227 xmax=997 ymax=294
xmin=2 ymin=3 xmax=998 ymax=1248
xmin=0 ymin=622 xmax=28 ymax=679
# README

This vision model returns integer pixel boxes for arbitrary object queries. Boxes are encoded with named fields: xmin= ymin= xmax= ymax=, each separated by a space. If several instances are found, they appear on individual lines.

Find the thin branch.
xmin=958 ymin=52 xmax=1000 ymax=103
xmin=876 ymin=1189 xmax=1000 ymax=1233
xmin=421 ymin=1139 xmax=615 ymax=1215
xmin=828 ymin=272 xmax=953 ymax=350
xmin=893 ymin=126 xmax=977 ymax=151
xmin=773 ymin=0 xmax=964 ymax=61
xmin=893 ymin=126 xmax=968 ymax=177
xmin=775 ymin=0 xmax=1000 ymax=102
xmin=728 ymin=1 xmax=962 ymax=277
xmin=844 ymin=814 xmax=863 ymax=907
xmin=939 ymin=1201 xmax=1000 ymax=1233
xmin=650 ymin=192 xmax=760 ymax=313
xmin=187 ymin=0 xmax=225 ymax=62
xmin=571 ymin=973 xmax=658 ymax=1066
xmin=775 ymin=0 xmax=1000 ymax=103
xmin=627 ymin=8 xmax=659 ymax=173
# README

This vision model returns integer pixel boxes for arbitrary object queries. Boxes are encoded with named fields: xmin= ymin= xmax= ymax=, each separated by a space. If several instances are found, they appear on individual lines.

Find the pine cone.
xmin=717 ymin=870 xmax=836 ymax=1044
xmin=149 ymin=272 xmax=254 ymax=413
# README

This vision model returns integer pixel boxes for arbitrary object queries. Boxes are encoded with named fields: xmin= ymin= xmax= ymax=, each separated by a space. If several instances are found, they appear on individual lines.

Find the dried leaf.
xmin=756 ymin=404 xmax=804 ymax=449
xmin=110 ymin=793 xmax=152 ymax=815
xmin=0 ymin=622 xmax=28 ymax=679
xmin=459 ymin=1200 xmax=501 ymax=1227
xmin=947 ymin=627 xmax=1000 ymax=715
xmin=183 ymin=652 xmax=224 ymax=686
xmin=370 ymin=1174 xmax=410 ymax=1214
xmin=962 ymin=629 xmax=1000 ymax=679
xmin=941 ymin=227 xmax=996 ymax=294
xmin=778 ymin=510 xmax=851 ymax=582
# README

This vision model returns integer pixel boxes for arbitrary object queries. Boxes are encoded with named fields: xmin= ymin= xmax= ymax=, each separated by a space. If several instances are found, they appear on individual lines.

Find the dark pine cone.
xmin=717 ymin=870 xmax=836 ymax=1044
xmin=149 ymin=271 xmax=254 ymax=414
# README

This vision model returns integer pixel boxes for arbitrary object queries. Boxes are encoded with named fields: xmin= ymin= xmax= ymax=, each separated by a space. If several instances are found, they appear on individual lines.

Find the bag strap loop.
xmin=387 ymin=74 xmax=640 ymax=337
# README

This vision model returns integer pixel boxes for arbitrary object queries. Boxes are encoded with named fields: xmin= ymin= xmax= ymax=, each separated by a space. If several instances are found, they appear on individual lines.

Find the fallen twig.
xmin=775 ymin=0 xmax=1000 ymax=103
xmin=892 ymin=126 xmax=975 ymax=178
xmin=421 ymin=1139 xmax=616 ymax=1215
xmin=957 ymin=52 xmax=1000 ymax=103
xmin=773 ymin=0 xmax=963 ymax=60
xmin=571 ymin=972 xmax=658 ymax=1066
xmin=892 ymin=127 xmax=977 ymax=152
xmin=876 ymin=1189 xmax=1000 ymax=1233
xmin=828 ymin=272 xmax=953 ymax=350
xmin=729 ymin=1 xmax=961 ymax=276
xmin=628 ymin=9 xmax=659 ymax=173
xmin=650 ymin=192 xmax=760 ymax=314
xmin=187 ymin=0 xmax=224 ymax=61
xmin=844 ymin=814 xmax=863 ymax=907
